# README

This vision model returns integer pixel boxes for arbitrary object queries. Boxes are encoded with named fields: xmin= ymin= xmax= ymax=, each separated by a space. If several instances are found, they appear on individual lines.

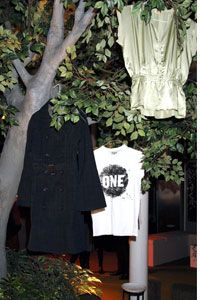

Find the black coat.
xmin=18 ymin=104 xmax=105 ymax=254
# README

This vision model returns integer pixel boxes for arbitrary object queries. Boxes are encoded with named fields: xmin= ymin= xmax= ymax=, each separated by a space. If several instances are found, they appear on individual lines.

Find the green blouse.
xmin=117 ymin=6 xmax=196 ymax=119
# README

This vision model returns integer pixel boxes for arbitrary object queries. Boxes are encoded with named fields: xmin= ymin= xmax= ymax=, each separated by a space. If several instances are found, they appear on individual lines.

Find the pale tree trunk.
xmin=0 ymin=111 xmax=31 ymax=278
xmin=0 ymin=0 xmax=95 ymax=279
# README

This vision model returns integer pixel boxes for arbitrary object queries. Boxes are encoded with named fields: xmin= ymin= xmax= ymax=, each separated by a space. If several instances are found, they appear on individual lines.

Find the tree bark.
xmin=0 ymin=0 xmax=95 ymax=279
xmin=0 ymin=204 xmax=11 ymax=278
xmin=0 ymin=110 xmax=31 ymax=278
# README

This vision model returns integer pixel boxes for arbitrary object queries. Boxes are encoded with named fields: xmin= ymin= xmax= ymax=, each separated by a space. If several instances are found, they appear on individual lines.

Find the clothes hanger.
xmin=104 ymin=139 xmax=127 ymax=148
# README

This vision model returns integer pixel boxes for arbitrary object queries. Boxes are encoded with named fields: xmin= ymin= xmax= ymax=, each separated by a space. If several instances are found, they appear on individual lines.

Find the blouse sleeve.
xmin=188 ymin=19 xmax=197 ymax=58
xmin=117 ymin=10 xmax=124 ymax=47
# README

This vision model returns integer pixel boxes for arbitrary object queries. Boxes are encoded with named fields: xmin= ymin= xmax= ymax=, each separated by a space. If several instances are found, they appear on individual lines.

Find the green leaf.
xmin=132 ymin=1 xmax=142 ymax=14
xmin=108 ymin=36 xmax=114 ymax=48
xmin=86 ymin=107 xmax=92 ymax=113
xmin=106 ymin=117 xmax=113 ymax=127
xmin=65 ymin=72 xmax=73 ymax=79
xmin=105 ymin=49 xmax=111 ymax=57
xmin=70 ymin=115 xmax=80 ymax=123
xmin=102 ymin=111 xmax=113 ymax=118
xmin=115 ymin=0 xmax=124 ymax=10
xmin=127 ymin=114 xmax=133 ymax=122
xmin=114 ymin=123 xmax=123 ymax=130
xmin=55 ymin=120 xmax=62 ymax=131
xmin=69 ymin=90 xmax=76 ymax=98
xmin=176 ymin=143 xmax=184 ymax=153
xmin=30 ymin=43 xmax=45 ymax=54
xmin=121 ymin=128 xmax=126 ymax=136
xmin=115 ymin=131 xmax=121 ymax=136
xmin=0 ymin=84 xmax=5 ymax=92
xmin=64 ymin=115 xmax=70 ymax=122
xmin=118 ymin=106 xmax=124 ymax=114
xmin=107 ymin=105 xmax=116 ymax=111
xmin=123 ymin=122 xmax=130 ymax=130
xmin=126 ymin=124 xmax=135 ymax=133
xmin=101 ymin=39 xmax=106 ymax=48
xmin=172 ymin=159 xmax=178 ymax=165
xmin=114 ymin=115 xmax=124 ymax=123
xmin=92 ymin=107 xmax=99 ymax=116
xmin=95 ymin=1 xmax=104 ymax=9
xmin=101 ymin=3 xmax=108 ymax=16
xmin=130 ymin=131 xmax=138 ymax=140
xmin=157 ymin=0 xmax=165 ymax=11
xmin=138 ymin=129 xmax=145 ymax=137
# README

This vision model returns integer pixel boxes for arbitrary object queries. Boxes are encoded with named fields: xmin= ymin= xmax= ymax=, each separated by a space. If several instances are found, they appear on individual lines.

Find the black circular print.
xmin=99 ymin=164 xmax=129 ymax=198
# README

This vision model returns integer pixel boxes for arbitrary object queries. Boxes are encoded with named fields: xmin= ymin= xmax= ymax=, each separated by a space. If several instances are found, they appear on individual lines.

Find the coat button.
xmin=42 ymin=187 xmax=48 ymax=192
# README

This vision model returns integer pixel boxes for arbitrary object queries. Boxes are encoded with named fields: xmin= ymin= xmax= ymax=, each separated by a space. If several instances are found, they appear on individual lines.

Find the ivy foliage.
xmin=0 ymin=26 xmax=20 ymax=93
xmin=0 ymin=100 xmax=18 ymax=137
xmin=0 ymin=0 xmax=197 ymax=191
xmin=0 ymin=250 xmax=102 ymax=299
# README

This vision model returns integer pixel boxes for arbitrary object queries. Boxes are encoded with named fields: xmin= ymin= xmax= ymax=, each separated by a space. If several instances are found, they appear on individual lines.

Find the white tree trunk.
xmin=0 ymin=205 xmax=10 ymax=278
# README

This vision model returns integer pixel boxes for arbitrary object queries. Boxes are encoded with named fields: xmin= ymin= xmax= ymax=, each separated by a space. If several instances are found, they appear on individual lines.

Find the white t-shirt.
xmin=92 ymin=144 xmax=144 ymax=236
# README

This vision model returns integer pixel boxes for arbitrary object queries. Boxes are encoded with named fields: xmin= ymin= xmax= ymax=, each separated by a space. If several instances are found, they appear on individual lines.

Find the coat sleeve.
xmin=76 ymin=120 xmax=106 ymax=211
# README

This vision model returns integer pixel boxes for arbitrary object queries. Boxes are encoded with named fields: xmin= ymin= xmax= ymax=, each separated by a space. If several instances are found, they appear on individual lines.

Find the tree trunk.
xmin=0 ymin=110 xmax=32 ymax=278
xmin=0 ymin=207 xmax=9 ymax=279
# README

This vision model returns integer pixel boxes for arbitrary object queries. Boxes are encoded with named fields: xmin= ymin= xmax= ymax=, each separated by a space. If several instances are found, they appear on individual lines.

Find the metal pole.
xmin=129 ymin=192 xmax=149 ymax=300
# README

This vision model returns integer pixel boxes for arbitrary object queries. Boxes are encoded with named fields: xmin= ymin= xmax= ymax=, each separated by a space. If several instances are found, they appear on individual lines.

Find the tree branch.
xmin=12 ymin=59 xmax=32 ymax=86
xmin=73 ymin=0 xmax=95 ymax=32
xmin=38 ymin=1 xmax=95 ymax=75
xmin=4 ymin=85 xmax=24 ymax=109
xmin=46 ymin=0 xmax=64 ymax=52
xmin=5 ymin=49 xmax=35 ymax=108
xmin=55 ymin=4 xmax=95 ymax=64
xmin=74 ymin=0 xmax=85 ymax=25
